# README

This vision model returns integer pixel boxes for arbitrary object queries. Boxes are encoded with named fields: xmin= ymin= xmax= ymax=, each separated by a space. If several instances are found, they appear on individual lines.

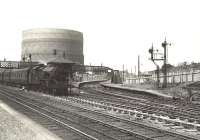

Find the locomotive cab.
xmin=41 ymin=59 xmax=74 ymax=96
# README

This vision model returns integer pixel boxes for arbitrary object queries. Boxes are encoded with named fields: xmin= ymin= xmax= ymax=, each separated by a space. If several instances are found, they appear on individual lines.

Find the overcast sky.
xmin=0 ymin=0 xmax=199 ymax=72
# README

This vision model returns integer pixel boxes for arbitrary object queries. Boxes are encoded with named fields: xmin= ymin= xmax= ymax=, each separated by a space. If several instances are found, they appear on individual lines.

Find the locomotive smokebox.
xmin=22 ymin=28 xmax=84 ymax=64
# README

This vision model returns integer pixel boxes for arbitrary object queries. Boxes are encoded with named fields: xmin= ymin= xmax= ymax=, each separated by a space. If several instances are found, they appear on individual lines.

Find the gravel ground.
xmin=0 ymin=100 xmax=62 ymax=140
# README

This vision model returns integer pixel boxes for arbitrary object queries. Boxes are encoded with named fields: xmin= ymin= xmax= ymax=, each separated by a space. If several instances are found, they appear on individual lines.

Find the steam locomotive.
xmin=0 ymin=60 xmax=73 ymax=96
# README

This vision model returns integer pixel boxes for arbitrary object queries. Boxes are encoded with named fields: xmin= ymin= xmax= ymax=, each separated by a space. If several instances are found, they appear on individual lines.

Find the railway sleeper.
xmin=188 ymin=118 xmax=196 ymax=123
xmin=66 ymin=96 xmax=200 ymax=133
xmin=142 ymin=114 xmax=149 ymax=119
xmin=182 ymin=123 xmax=196 ymax=129
xmin=196 ymin=126 xmax=200 ymax=131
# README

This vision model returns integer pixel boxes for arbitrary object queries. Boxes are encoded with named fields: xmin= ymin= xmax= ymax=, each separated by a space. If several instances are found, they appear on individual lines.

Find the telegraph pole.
xmin=122 ymin=64 xmax=124 ymax=83
xmin=135 ymin=65 xmax=136 ymax=75
xmin=131 ymin=68 xmax=132 ymax=78
xmin=138 ymin=55 xmax=140 ymax=77
xmin=138 ymin=55 xmax=140 ymax=83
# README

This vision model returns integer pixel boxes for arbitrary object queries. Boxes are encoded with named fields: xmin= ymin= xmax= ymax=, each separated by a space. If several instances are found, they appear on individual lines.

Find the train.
xmin=0 ymin=60 xmax=74 ymax=96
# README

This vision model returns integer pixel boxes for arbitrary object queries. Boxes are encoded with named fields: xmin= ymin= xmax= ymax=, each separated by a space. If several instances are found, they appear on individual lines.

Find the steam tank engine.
xmin=0 ymin=59 xmax=74 ymax=96
xmin=39 ymin=61 xmax=73 ymax=96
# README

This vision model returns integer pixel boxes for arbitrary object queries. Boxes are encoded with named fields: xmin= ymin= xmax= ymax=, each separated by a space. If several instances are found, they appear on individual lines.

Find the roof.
xmin=47 ymin=57 xmax=75 ymax=64
xmin=23 ymin=28 xmax=83 ymax=41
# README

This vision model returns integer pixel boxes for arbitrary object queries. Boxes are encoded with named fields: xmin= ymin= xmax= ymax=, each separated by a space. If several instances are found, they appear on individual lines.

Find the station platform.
xmin=0 ymin=100 xmax=61 ymax=140
xmin=72 ymin=79 xmax=109 ymax=88
xmin=101 ymin=83 xmax=174 ymax=99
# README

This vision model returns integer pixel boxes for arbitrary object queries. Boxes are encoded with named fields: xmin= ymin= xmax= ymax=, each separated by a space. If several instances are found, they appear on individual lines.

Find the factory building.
xmin=21 ymin=28 xmax=84 ymax=64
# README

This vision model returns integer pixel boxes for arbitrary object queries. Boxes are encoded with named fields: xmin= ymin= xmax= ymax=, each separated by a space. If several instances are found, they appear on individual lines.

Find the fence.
xmin=0 ymin=61 xmax=38 ymax=69
xmin=73 ymin=73 xmax=109 ymax=82
xmin=125 ymin=71 xmax=200 ymax=85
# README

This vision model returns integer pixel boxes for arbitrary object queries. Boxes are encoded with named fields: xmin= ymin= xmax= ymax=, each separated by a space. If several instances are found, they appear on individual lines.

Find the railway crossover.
xmin=0 ymin=89 xmax=98 ymax=140
xmin=0 ymin=85 xmax=173 ymax=140
xmin=82 ymin=85 xmax=200 ymax=122
xmin=0 ymin=85 xmax=199 ymax=139
xmin=79 ymin=85 xmax=200 ymax=138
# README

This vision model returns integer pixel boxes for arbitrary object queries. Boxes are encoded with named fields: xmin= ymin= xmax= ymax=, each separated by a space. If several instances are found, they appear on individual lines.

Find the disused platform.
xmin=101 ymin=83 xmax=173 ymax=99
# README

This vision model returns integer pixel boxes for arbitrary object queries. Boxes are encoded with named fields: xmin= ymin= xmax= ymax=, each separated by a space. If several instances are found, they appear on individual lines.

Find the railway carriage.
xmin=3 ymin=69 xmax=11 ymax=84
xmin=10 ymin=68 xmax=30 ymax=86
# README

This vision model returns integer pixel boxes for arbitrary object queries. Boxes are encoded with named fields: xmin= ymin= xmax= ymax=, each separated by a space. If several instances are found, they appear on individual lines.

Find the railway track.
xmin=79 ymin=86 xmax=200 ymax=133
xmin=0 ymin=85 xmax=198 ymax=140
xmin=0 ymin=88 xmax=150 ymax=140
xmin=0 ymin=86 xmax=173 ymax=140
xmin=0 ymin=89 xmax=99 ymax=140
xmin=82 ymin=86 xmax=200 ymax=120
